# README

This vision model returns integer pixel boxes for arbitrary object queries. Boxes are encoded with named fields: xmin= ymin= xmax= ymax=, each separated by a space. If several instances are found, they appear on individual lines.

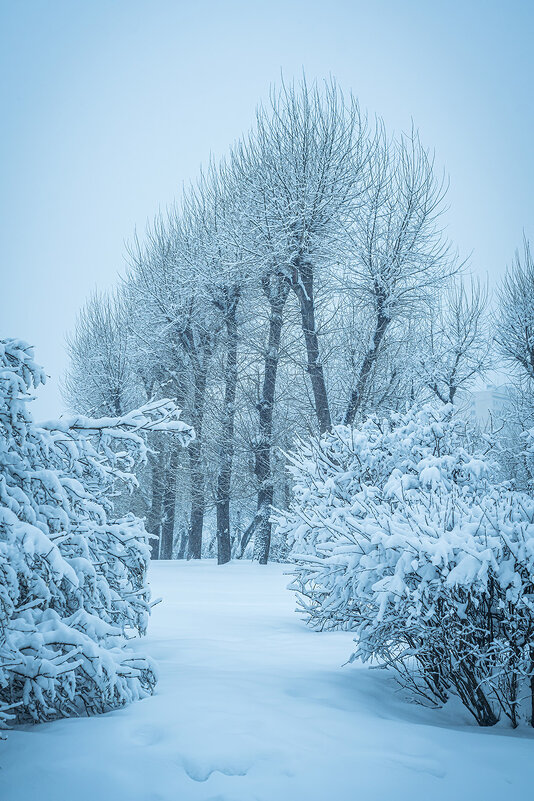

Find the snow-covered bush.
xmin=277 ymin=404 xmax=489 ymax=558
xmin=0 ymin=339 xmax=193 ymax=732
xmin=279 ymin=405 xmax=534 ymax=726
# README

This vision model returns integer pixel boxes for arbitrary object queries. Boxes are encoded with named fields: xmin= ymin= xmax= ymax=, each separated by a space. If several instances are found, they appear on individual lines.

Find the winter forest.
xmin=2 ymin=3 xmax=534 ymax=799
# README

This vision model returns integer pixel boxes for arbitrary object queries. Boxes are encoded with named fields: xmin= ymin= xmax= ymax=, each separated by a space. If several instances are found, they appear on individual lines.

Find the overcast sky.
xmin=1 ymin=0 xmax=533 ymax=418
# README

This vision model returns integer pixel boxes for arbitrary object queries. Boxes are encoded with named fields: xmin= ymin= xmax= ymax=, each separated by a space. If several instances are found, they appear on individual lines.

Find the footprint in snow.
xmin=179 ymin=757 xmax=250 ymax=782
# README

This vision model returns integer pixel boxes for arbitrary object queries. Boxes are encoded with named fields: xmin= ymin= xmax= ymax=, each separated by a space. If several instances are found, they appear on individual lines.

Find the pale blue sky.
xmin=1 ymin=0 xmax=533 ymax=417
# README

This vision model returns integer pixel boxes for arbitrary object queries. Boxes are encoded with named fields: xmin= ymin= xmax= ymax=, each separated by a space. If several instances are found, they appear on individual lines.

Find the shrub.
xmin=279 ymin=404 xmax=534 ymax=726
xmin=0 ymin=339 xmax=193 ymax=732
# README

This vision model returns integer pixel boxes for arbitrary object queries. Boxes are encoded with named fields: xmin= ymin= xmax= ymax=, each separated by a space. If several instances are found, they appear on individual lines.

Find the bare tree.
xmin=252 ymin=78 xmax=370 ymax=434
xmin=229 ymin=132 xmax=293 ymax=562
xmin=64 ymin=286 xmax=188 ymax=560
xmin=64 ymin=75 xmax=475 ymax=570
xmin=421 ymin=277 xmax=490 ymax=405
xmin=181 ymin=164 xmax=252 ymax=564
xmin=342 ymin=131 xmax=452 ymax=425
xmin=126 ymin=215 xmax=220 ymax=560
xmin=251 ymin=273 xmax=291 ymax=562
xmin=494 ymin=238 xmax=534 ymax=489
xmin=63 ymin=289 xmax=135 ymax=418
xmin=230 ymin=79 xmax=371 ymax=562
xmin=496 ymin=237 xmax=534 ymax=381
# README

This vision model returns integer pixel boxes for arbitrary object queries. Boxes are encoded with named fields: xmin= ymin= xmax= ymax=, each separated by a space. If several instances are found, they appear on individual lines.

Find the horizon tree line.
xmin=65 ymin=77 xmax=529 ymax=565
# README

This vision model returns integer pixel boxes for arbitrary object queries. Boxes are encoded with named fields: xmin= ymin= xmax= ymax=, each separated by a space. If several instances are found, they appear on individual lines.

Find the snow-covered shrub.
xmin=0 ymin=339 xmax=194 ymax=732
xmin=277 ymin=404 xmax=489 ymax=558
xmin=279 ymin=405 xmax=534 ymax=726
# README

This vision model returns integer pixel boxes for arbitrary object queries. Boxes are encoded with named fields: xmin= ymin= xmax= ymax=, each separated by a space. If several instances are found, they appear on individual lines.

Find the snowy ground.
xmin=2 ymin=561 xmax=534 ymax=801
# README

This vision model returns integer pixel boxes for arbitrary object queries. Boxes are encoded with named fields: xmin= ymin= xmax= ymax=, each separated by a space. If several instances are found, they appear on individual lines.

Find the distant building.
xmin=464 ymin=385 xmax=512 ymax=427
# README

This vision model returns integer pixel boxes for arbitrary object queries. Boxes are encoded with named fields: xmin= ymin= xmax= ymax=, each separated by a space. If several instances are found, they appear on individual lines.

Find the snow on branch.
xmin=279 ymin=403 xmax=534 ymax=727
xmin=0 ymin=339 xmax=193 ymax=733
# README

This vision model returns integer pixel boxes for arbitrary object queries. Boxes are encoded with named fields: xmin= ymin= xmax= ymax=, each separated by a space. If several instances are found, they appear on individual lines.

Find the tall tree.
xmin=127 ymin=216 xmax=219 ymax=559
xmin=420 ymin=277 xmax=490 ymax=405
xmin=181 ymin=165 xmax=251 ymax=564
xmin=63 ymin=289 xmax=136 ymax=418
xmin=252 ymin=78 xmax=370 ymax=433
xmin=496 ymin=237 xmax=534 ymax=382
xmin=342 ymin=131 xmax=452 ymax=425
xmin=495 ymin=238 xmax=534 ymax=488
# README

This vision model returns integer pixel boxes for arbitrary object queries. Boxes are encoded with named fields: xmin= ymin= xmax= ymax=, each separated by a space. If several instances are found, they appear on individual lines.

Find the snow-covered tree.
xmin=496 ymin=237 xmax=534 ymax=383
xmin=63 ymin=75 xmax=470 ymax=566
xmin=127 ymin=215 xmax=220 ymax=560
xmin=250 ymin=78 xmax=370 ymax=434
xmin=181 ymin=163 xmax=254 ymax=564
xmin=341 ymin=131 xmax=452 ymax=425
xmin=0 ymin=339 xmax=193 ymax=732
xmin=231 ymin=78 xmax=372 ymax=560
xmin=63 ymin=289 xmax=137 ymax=418
xmin=491 ymin=238 xmax=534 ymax=488
xmin=419 ymin=277 xmax=491 ymax=405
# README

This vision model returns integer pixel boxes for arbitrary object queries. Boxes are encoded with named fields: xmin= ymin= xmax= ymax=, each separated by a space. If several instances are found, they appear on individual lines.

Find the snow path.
xmin=2 ymin=560 xmax=533 ymax=800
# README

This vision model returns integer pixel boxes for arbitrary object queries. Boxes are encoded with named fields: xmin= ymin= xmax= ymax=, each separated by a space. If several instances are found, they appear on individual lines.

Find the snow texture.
xmin=1 ymin=560 xmax=533 ymax=800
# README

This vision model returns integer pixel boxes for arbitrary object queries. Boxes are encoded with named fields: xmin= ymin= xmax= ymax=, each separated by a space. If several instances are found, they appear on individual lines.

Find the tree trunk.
xmin=187 ymin=359 xmax=208 ymax=559
xmin=146 ymin=439 xmax=166 ymax=560
xmin=238 ymin=511 xmax=260 ymax=558
xmin=291 ymin=259 xmax=331 ymax=433
xmin=216 ymin=305 xmax=239 ymax=565
xmin=253 ymin=276 xmax=290 ymax=564
xmin=344 ymin=299 xmax=391 ymax=426
xmin=160 ymin=445 xmax=179 ymax=559
xmin=176 ymin=526 xmax=187 ymax=559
